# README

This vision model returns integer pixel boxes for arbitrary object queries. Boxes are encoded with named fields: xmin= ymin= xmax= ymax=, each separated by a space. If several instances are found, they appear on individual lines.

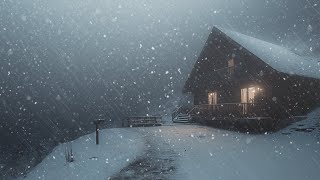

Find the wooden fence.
xmin=122 ymin=116 xmax=162 ymax=127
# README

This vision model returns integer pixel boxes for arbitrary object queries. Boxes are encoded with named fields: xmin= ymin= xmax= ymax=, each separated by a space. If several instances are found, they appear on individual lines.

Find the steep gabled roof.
xmin=218 ymin=27 xmax=320 ymax=79
xmin=184 ymin=26 xmax=320 ymax=93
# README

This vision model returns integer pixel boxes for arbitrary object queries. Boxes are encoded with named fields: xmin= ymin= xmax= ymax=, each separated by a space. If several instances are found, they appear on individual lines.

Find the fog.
xmin=0 ymin=0 xmax=319 ymax=178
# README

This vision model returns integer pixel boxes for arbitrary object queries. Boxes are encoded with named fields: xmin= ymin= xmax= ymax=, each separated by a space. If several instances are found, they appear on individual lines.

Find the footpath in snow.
xmin=111 ymin=128 xmax=180 ymax=179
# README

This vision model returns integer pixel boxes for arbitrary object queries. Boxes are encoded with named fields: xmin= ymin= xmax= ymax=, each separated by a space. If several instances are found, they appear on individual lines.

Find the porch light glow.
xmin=208 ymin=92 xmax=217 ymax=105
xmin=242 ymin=86 xmax=263 ymax=105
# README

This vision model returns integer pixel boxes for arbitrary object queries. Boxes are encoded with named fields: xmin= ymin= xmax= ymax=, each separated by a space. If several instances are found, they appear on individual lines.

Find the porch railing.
xmin=189 ymin=103 xmax=268 ymax=118
xmin=172 ymin=106 xmax=192 ymax=120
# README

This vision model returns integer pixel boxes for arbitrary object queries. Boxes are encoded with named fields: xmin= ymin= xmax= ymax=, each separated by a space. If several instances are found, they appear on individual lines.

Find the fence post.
xmin=95 ymin=123 xmax=99 ymax=145
xmin=93 ymin=118 xmax=105 ymax=145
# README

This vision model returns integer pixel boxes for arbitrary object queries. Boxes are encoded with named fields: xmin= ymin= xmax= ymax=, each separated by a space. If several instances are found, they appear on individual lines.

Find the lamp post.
xmin=93 ymin=115 xmax=105 ymax=145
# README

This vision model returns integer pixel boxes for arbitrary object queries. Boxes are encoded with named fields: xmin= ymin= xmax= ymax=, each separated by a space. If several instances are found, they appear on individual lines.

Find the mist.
xmin=0 ymin=0 xmax=319 ymax=177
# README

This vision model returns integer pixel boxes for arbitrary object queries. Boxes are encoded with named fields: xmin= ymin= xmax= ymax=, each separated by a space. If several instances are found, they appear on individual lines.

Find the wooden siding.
xmin=184 ymin=27 xmax=320 ymax=118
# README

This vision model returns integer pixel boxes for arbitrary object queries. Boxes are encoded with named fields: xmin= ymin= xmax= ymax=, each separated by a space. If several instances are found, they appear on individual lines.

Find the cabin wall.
xmin=187 ymin=31 xmax=244 ymax=92
xmin=193 ymin=86 xmax=259 ymax=105
xmin=272 ymin=74 xmax=320 ymax=116
xmin=190 ymin=31 xmax=275 ymax=105
xmin=186 ymin=28 xmax=319 ymax=118
xmin=218 ymin=86 xmax=240 ymax=103
xmin=194 ymin=93 xmax=207 ymax=105
xmin=195 ymin=86 xmax=242 ymax=105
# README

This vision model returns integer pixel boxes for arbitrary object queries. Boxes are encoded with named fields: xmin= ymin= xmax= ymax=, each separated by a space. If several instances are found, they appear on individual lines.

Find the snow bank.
xmin=147 ymin=108 xmax=320 ymax=180
xmin=20 ymin=108 xmax=320 ymax=180
xmin=19 ymin=128 xmax=145 ymax=180
xmin=219 ymin=27 xmax=320 ymax=79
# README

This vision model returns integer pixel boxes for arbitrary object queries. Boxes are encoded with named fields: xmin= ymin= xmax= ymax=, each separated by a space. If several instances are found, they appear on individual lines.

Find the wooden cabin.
xmin=177 ymin=26 xmax=320 ymax=130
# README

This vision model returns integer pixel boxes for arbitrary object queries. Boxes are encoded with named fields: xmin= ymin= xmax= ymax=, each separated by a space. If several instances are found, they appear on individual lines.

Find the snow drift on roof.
xmin=218 ymin=27 xmax=320 ymax=79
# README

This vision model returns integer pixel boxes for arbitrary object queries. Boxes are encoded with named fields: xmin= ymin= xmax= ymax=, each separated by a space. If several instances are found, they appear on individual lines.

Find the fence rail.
xmin=122 ymin=116 xmax=162 ymax=127
xmin=172 ymin=98 xmax=292 ymax=121
xmin=188 ymin=103 xmax=270 ymax=118
xmin=171 ymin=106 xmax=192 ymax=121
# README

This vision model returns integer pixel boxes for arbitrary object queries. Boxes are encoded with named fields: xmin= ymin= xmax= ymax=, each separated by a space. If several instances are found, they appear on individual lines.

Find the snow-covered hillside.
xmin=143 ymin=108 xmax=320 ymax=180
xmin=19 ymin=128 xmax=145 ymax=180
xmin=21 ymin=108 xmax=320 ymax=180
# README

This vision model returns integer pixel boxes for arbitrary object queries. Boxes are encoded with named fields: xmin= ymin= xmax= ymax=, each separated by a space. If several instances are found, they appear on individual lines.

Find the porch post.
xmin=246 ymin=88 xmax=249 ymax=114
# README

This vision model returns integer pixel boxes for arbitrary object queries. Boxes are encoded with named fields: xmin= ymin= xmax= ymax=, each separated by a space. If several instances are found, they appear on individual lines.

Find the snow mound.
xmin=19 ymin=128 xmax=145 ymax=180
xmin=283 ymin=107 xmax=320 ymax=138
xmin=219 ymin=27 xmax=320 ymax=79
xmin=146 ymin=108 xmax=320 ymax=180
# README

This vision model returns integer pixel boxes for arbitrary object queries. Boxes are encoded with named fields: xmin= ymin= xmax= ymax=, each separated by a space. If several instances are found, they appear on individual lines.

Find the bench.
xmin=123 ymin=116 xmax=162 ymax=127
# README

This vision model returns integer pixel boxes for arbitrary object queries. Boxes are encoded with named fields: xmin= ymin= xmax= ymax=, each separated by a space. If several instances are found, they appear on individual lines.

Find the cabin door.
xmin=241 ymin=87 xmax=256 ymax=114
xmin=241 ymin=88 xmax=248 ymax=114
xmin=208 ymin=92 xmax=217 ymax=112
xmin=208 ymin=92 xmax=217 ymax=105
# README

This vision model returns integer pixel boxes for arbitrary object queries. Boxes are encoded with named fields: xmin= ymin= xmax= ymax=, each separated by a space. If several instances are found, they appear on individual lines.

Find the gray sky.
xmin=0 ymin=0 xmax=319 ymax=147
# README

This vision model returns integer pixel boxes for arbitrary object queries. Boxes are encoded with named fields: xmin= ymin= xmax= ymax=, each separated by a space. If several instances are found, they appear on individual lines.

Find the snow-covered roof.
xmin=218 ymin=27 xmax=320 ymax=79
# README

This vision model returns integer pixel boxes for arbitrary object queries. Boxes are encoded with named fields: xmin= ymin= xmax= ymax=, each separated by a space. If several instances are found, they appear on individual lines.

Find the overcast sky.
xmin=0 ymin=0 xmax=319 ymax=150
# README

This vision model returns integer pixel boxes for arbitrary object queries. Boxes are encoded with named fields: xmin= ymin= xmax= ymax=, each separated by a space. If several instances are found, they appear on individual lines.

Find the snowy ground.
xmin=21 ymin=108 xmax=320 ymax=180
xmin=19 ymin=128 xmax=145 ymax=180
xmin=116 ymin=108 xmax=320 ymax=180
xmin=147 ymin=108 xmax=320 ymax=180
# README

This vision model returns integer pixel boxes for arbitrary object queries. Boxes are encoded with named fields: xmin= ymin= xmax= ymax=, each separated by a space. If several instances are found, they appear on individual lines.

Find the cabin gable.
xmin=184 ymin=27 xmax=276 ymax=105
xmin=183 ymin=27 xmax=320 ymax=117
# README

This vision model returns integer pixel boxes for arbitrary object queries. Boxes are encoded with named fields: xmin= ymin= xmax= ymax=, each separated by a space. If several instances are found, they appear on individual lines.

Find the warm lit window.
xmin=241 ymin=86 xmax=264 ymax=114
xmin=241 ymin=87 xmax=264 ymax=104
xmin=208 ymin=92 xmax=217 ymax=105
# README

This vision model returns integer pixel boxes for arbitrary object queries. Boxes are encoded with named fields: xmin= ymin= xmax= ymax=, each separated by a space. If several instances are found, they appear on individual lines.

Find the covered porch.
xmin=172 ymin=101 xmax=290 ymax=132
xmin=189 ymin=102 xmax=271 ymax=118
xmin=189 ymin=84 xmax=272 ymax=118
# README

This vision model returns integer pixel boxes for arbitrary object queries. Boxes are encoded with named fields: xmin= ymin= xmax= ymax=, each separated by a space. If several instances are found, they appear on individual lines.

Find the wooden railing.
xmin=172 ymin=99 xmax=291 ymax=121
xmin=189 ymin=103 xmax=269 ymax=118
xmin=122 ymin=116 xmax=162 ymax=127
xmin=172 ymin=106 xmax=182 ymax=121
xmin=172 ymin=106 xmax=192 ymax=120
